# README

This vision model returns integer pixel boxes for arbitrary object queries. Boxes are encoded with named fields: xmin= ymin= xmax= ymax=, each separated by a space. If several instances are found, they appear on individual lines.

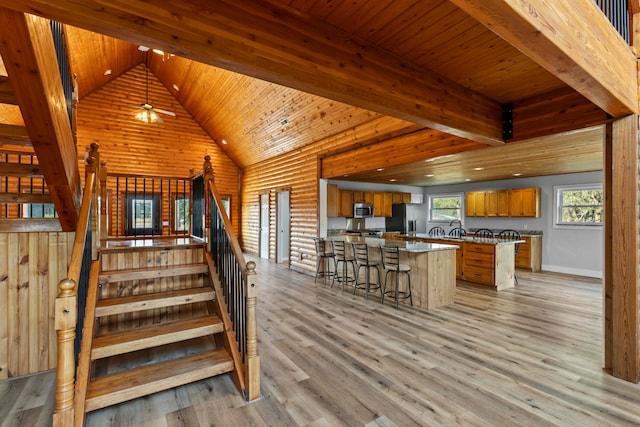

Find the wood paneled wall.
xmin=76 ymin=64 xmax=241 ymax=234
xmin=241 ymin=116 xmax=413 ymax=273
xmin=0 ymin=231 xmax=74 ymax=379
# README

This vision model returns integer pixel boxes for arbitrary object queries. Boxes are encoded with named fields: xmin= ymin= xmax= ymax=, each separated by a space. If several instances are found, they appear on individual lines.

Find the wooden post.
xmin=52 ymin=278 xmax=77 ymax=427
xmin=99 ymin=160 xmax=108 ymax=241
xmin=203 ymin=155 xmax=214 ymax=251
xmin=86 ymin=144 xmax=99 ymax=260
xmin=244 ymin=261 xmax=260 ymax=401
xmin=603 ymin=115 xmax=640 ymax=382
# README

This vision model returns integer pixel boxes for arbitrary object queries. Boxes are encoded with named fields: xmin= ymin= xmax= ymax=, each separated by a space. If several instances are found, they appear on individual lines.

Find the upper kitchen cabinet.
xmin=327 ymin=184 xmax=339 ymax=217
xmin=392 ymin=192 xmax=411 ymax=204
xmin=374 ymin=192 xmax=393 ymax=217
xmin=338 ymin=189 xmax=354 ymax=217
xmin=353 ymin=190 xmax=374 ymax=204
xmin=466 ymin=191 xmax=486 ymax=217
xmin=510 ymin=188 xmax=540 ymax=217
xmin=485 ymin=190 xmax=510 ymax=217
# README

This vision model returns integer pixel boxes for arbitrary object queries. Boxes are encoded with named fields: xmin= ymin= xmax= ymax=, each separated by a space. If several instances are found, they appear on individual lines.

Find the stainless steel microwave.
xmin=353 ymin=203 xmax=374 ymax=218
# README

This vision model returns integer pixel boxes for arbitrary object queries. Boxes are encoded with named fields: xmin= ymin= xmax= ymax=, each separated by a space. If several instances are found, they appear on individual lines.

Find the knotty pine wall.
xmin=0 ymin=231 xmax=74 ymax=379
xmin=242 ymin=116 xmax=413 ymax=274
xmin=76 ymin=64 xmax=240 ymax=235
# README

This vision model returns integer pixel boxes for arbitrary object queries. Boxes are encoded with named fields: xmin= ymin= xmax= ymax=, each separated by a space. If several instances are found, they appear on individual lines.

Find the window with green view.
xmin=555 ymin=184 xmax=603 ymax=226
xmin=429 ymin=194 xmax=462 ymax=222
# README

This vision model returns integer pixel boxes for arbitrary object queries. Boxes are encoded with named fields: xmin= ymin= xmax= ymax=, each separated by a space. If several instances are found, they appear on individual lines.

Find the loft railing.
xmin=203 ymin=156 xmax=260 ymax=401
xmin=102 ymin=173 xmax=191 ymax=237
xmin=52 ymin=146 xmax=100 ymax=427
xmin=594 ymin=0 xmax=631 ymax=44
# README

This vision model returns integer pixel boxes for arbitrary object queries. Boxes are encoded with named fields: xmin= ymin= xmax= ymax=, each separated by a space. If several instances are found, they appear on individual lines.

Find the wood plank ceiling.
xmin=0 ymin=0 xmax=615 ymax=186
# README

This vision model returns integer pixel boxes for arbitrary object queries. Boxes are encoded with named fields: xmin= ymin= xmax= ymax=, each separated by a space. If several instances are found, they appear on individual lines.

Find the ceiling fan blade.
xmin=155 ymin=115 xmax=164 ymax=123
xmin=154 ymin=107 xmax=176 ymax=117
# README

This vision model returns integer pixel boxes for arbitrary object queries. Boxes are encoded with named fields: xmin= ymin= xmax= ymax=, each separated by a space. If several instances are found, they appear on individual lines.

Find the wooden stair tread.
xmin=85 ymin=348 xmax=234 ymax=412
xmin=91 ymin=316 xmax=224 ymax=360
xmin=99 ymin=263 xmax=208 ymax=283
xmin=95 ymin=287 xmax=215 ymax=317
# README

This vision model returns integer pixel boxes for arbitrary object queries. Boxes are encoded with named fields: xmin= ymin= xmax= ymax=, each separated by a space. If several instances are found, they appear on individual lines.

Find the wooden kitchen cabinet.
xmin=465 ymin=191 xmax=486 ymax=217
xmin=327 ymin=184 xmax=339 ymax=217
xmin=373 ymin=192 xmax=392 ymax=217
xmin=485 ymin=190 xmax=509 ymax=216
xmin=338 ymin=190 xmax=353 ymax=217
xmin=515 ymin=235 xmax=542 ymax=271
xmin=509 ymin=187 xmax=540 ymax=217
xmin=353 ymin=190 xmax=374 ymax=204
xmin=392 ymin=192 xmax=411 ymax=204
xmin=427 ymin=238 xmax=463 ymax=279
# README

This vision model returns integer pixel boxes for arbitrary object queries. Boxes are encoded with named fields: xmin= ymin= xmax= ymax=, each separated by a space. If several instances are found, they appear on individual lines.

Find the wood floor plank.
xmin=6 ymin=258 xmax=640 ymax=426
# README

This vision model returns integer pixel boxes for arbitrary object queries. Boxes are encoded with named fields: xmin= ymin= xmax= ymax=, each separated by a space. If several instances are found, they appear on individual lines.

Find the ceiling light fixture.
xmin=473 ymin=167 xmax=484 ymax=171
xmin=172 ymin=84 xmax=180 ymax=92
xmin=377 ymin=168 xmax=384 ymax=172
xmin=465 ymin=178 xmax=471 ymax=182
xmin=425 ymin=174 xmax=434 ymax=177
xmin=221 ymin=139 xmax=228 ymax=145
xmin=135 ymin=108 xmax=159 ymax=123
xmin=513 ymin=173 xmax=523 ymax=177
xmin=103 ymin=69 xmax=112 ymax=76
xmin=389 ymin=178 xmax=397 ymax=182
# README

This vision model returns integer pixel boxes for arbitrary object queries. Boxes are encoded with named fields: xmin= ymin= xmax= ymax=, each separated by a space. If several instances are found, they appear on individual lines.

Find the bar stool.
xmin=473 ymin=228 xmax=494 ymax=239
xmin=428 ymin=226 xmax=445 ymax=237
xmin=351 ymin=242 xmax=382 ymax=300
xmin=331 ymin=240 xmax=356 ymax=290
xmin=313 ymin=237 xmax=336 ymax=286
xmin=380 ymin=246 xmax=413 ymax=309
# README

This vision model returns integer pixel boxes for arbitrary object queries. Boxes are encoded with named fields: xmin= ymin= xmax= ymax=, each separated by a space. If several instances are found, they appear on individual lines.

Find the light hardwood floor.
xmin=3 ymin=256 xmax=640 ymax=426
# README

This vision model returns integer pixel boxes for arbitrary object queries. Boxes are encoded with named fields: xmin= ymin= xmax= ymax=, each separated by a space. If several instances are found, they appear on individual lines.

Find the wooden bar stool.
xmin=313 ymin=237 xmax=336 ymax=286
xmin=351 ymin=242 xmax=382 ymax=300
xmin=331 ymin=240 xmax=356 ymax=290
xmin=380 ymin=246 xmax=413 ymax=309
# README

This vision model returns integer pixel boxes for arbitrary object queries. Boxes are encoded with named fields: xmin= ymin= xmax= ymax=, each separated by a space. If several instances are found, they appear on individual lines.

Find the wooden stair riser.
xmin=91 ymin=316 xmax=224 ymax=360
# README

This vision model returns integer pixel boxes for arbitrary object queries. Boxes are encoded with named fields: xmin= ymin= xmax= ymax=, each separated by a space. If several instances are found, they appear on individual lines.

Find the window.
xmin=174 ymin=196 xmax=190 ymax=232
xmin=221 ymin=195 xmax=231 ymax=220
xmin=554 ymin=184 xmax=603 ymax=227
xmin=125 ymin=193 xmax=161 ymax=236
xmin=22 ymin=203 xmax=57 ymax=218
xmin=428 ymin=193 xmax=462 ymax=222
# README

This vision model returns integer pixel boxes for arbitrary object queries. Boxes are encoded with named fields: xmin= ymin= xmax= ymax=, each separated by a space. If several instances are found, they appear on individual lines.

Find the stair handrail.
xmin=203 ymin=156 xmax=260 ymax=401
xmin=52 ymin=146 xmax=100 ymax=427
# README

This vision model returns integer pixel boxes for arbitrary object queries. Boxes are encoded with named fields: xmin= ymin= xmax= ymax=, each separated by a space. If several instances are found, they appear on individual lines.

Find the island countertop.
xmin=328 ymin=235 xmax=459 ymax=252
xmin=403 ymin=233 xmax=525 ymax=245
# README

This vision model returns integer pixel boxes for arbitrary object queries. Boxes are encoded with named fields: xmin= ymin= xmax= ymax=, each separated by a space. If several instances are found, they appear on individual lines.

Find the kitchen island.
xmin=329 ymin=235 xmax=459 ymax=309
xmin=404 ymin=234 xmax=523 ymax=290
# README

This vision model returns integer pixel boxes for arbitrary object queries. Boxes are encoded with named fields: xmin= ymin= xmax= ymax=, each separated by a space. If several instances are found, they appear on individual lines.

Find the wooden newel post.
xmin=203 ymin=155 xmax=214 ymax=250
xmin=53 ymin=277 xmax=78 ymax=426
xmin=86 ymin=145 xmax=99 ymax=259
xmin=99 ymin=160 xmax=108 ymax=241
xmin=244 ymin=261 xmax=260 ymax=401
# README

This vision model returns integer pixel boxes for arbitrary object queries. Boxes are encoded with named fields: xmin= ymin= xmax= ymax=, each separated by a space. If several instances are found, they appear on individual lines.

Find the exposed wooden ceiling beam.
xmin=450 ymin=0 xmax=637 ymax=117
xmin=0 ymin=76 xmax=17 ymax=104
xmin=0 ymin=0 xmax=506 ymax=145
xmin=0 ymin=9 xmax=81 ymax=231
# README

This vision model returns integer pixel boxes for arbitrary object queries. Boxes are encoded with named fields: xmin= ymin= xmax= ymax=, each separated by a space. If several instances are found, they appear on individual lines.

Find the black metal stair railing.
xmin=594 ymin=0 xmax=630 ymax=44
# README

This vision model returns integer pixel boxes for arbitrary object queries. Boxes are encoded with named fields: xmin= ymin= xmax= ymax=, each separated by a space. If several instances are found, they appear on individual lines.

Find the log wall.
xmin=0 ymin=231 xmax=74 ymax=379
xmin=76 ymin=64 xmax=240 ymax=235
xmin=241 ymin=116 xmax=413 ymax=273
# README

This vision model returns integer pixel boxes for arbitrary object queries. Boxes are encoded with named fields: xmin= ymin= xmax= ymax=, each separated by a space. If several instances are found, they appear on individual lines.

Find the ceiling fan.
xmin=135 ymin=56 xmax=176 ymax=123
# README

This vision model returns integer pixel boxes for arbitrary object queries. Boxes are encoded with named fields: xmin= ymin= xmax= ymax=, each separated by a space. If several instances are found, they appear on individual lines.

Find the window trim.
xmin=428 ymin=192 xmax=463 ymax=223
xmin=553 ymin=183 xmax=603 ymax=229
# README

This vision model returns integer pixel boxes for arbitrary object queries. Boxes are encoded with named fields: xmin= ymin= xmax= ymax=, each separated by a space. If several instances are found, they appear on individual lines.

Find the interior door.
xmin=276 ymin=190 xmax=290 ymax=264
xmin=259 ymin=193 xmax=269 ymax=259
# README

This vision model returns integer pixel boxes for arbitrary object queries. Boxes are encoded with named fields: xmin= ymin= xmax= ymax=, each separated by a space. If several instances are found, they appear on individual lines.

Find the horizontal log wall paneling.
xmin=0 ymin=231 xmax=74 ymax=379
xmin=242 ymin=116 xmax=414 ymax=274
xmin=76 ymin=64 xmax=240 ymax=234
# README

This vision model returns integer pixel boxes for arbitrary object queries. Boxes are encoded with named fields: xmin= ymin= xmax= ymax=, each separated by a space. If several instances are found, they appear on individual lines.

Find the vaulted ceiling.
xmin=0 ymin=0 xmax=629 ymax=186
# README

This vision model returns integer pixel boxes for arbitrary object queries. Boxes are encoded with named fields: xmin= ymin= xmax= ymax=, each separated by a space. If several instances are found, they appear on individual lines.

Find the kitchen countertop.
xmin=404 ymin=233 xmax=525 ymax=245
xmin=328 ymin=235 xmax=459 ymax=252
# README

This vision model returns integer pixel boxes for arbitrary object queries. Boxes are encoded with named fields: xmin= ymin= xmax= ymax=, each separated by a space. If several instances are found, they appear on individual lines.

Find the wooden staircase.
xmin=75 ymin=238 xmax=238 ymax=420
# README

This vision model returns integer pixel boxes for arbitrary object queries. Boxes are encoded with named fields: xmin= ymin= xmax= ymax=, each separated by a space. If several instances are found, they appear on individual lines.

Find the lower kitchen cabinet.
xmin=515 ymin=235 xmax=542 ymax=272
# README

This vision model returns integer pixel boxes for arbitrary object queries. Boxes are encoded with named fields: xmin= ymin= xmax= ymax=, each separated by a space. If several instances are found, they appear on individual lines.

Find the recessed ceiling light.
xmin=221 ymin=139 xmax=228 ymax=145
xmin=138 ymin=45 xmax=150 ymax=52
xmin=152 ymin=48 xmax=165 ymax=55
xmin=425 ymin=174 xmax=434 ymax=177
xmin=280 ymin=119 xmax=289 ymax=126
xmin=103 ymin=69 xmax=112 ymax=76
xmin=425 ymin=158 xmax=436 ymax=163
xmin=390 ymin=178 xmax=397 ymax=182
xmin=465 ymin=178 xmax=471 ymax=182
xmin=172 ymin=84 xmax=180 ymax=91
xmin=377 ymin=168 xmax=384 ymax=172
xmin=513 ymin=173 xmax=523 ymax=176
xmin=473 ymin=167 xmax=484 ymax=171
